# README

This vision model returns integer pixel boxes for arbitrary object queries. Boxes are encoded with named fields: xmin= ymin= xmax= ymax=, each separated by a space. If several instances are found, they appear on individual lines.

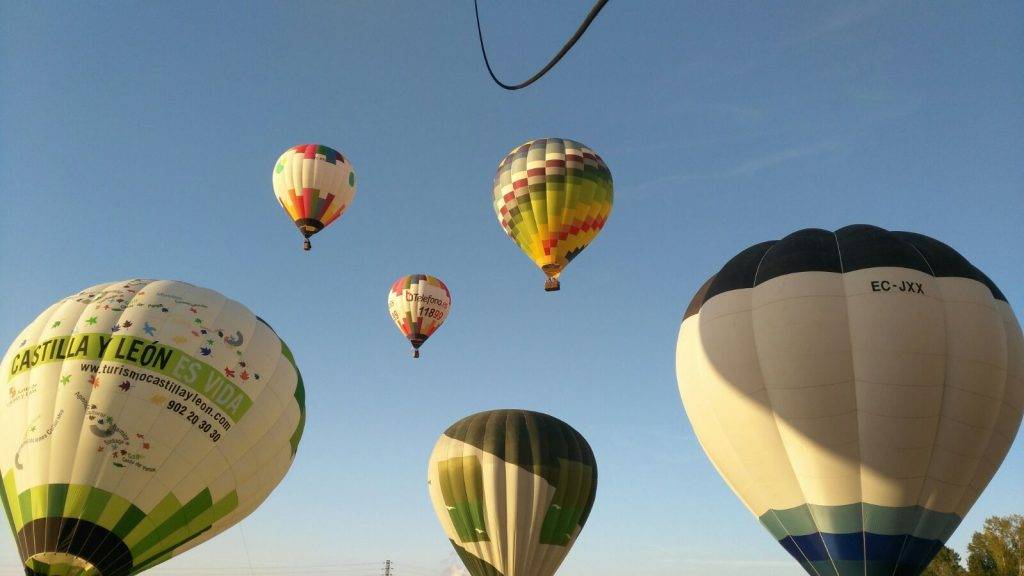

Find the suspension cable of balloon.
xmin=240 ymin=524 xmax=256 ymax=576
xmin=473 ymin=0 xmax=611 ymax=90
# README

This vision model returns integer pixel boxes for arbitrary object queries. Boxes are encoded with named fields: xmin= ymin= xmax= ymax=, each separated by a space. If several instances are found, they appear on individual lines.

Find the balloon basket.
xmin=303 ymin=238 xmax=311 ymax=251
xmin=544 ymin=277 xmax=560 ymax=292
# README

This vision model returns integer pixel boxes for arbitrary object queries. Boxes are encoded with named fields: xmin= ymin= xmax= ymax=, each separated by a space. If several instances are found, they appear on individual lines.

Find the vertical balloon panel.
xmin=971 ymin=298 xmax=1024 ymax=506
xmin=676 ymin=285 xmax=808 ymax=522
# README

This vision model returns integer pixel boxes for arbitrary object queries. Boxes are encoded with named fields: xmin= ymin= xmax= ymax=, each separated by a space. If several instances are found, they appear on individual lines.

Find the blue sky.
xmin=1 ymin=2 xmax=1021 ymax=575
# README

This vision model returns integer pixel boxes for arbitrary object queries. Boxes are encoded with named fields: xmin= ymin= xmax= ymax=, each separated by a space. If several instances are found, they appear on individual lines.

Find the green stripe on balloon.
xmin=0 ymin=473 xmax=14 ymax=538
xmin=438 ymin=456 xmax=489 ymax=543
xmin=451 ymin=541 xmax=505 ymax=576
xmin=759 ymin=504 xmax=962 ymax=542
xmin=131 ymin=525 xmax=211 ymax=574
xmin=280 ymin=340 xmax=306 ymax=457
xmin=45 ymin=484 xmax=68 ymax=518
xmin=112 ymin=504 xmax=147 ymax=540
xmin=131 ymin=489 xmax=212 ymax=559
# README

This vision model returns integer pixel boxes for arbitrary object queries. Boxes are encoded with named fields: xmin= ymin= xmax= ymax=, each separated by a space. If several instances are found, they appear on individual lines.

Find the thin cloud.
xmin=631 ymin=141 xmax=840 ymax=194
xmin=441 ymin=552 xmax=470 ymax=576
xmin=645 ymin=543 xmax=796 ymax=568
xmin=678 ymin=558 xmax=796 ymax=567
xmin=614 ymin=124 xmax=792 ymax=157
xmin=678 ymin=2 xmax=892 ymax=88
xmin=781 ymin=1 xmax=891 ymax=47
xmin=727 ymin=141 xmax=838 ymax=176
xmin=603 ymin=424 xmax=702 ymax=466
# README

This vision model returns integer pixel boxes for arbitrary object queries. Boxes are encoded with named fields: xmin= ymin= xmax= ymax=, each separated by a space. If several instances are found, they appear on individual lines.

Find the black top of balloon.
xmin=685 ymin=224 xmax=1007 ymax=320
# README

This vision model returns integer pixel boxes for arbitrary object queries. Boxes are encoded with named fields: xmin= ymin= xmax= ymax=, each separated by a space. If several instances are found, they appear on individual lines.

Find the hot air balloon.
xmin=492 ymin=138 xmax=613 ymax=291
xmin=272 ymin=143 xmax=356 ymax=251
xmin=0 ymin=279 xmax=306 ymax=576
xmin=427 ymin=409 xmax=598 ymax=576
xmin=388 ymin=275 xmax=451 ymax=358
xmin=675 ymin=225 xmax=1023 ymax=576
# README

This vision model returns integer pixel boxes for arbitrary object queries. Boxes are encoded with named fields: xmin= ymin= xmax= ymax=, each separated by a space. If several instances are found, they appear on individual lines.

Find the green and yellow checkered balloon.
xmin=492 ymin=139 xmax=613 ymax=292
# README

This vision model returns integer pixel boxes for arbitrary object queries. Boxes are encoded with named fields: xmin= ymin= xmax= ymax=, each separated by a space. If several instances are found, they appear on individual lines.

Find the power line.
xmin=157 ymin=561 xmax=380 ymax=570
xmin=141 ymin=559 xmax=414 ymax=575
xmin=397 ymin=568 xmax=442 ymax=576
xmin=146 ymin=562 xmax=382 ymax=575
xmin=473 ymin=0 xmax=612 ymax=90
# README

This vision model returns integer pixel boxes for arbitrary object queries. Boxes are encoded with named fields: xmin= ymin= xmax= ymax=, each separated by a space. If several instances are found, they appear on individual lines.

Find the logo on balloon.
xmin=14 ymin=411 xmax=65 ymax=470
xmin=74 ymin=391 xmax=155 ymax=472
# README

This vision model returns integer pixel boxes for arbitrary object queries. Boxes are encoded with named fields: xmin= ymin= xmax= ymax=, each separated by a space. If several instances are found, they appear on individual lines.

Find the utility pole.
xmin=383 ymin=559 xmax=393 ymax=576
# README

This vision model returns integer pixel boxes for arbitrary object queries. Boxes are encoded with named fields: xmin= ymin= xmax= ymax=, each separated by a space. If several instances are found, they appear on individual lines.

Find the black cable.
xmin=473 ymin=0 xmax=611 ymax=90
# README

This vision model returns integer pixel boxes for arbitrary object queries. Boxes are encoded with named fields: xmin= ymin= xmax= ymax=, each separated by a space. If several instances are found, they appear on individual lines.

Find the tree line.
xmin=924 ymin=515 xmax=1023 ymax=576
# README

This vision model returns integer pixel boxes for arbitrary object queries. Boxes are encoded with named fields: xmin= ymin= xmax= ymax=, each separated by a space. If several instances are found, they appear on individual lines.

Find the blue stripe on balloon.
xmin=863 ymin=532 xmax=905 ymax=561
xmin=895 ymin=536 xmax=944 ymax=569
xmin=793 ymin=533 xmax=831 ymax=561
xmin=778 ymin=532 xmax=944 ymax=570
xmin=821 ymin=532 xmax=864 ymax=560
xmin=778 ymin=535 xmax=803 ymax=560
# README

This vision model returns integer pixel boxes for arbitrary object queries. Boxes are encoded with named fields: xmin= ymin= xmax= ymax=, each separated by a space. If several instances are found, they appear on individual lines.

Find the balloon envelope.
xmin=387 ymin=275 xmax=451 ymax=358
xmin=675 ymin=225 xmax=1022 ymax=576
xmin=427 ymin=409 xmax=598 ymax=576
xmin=1 ymin=280 xmax=306 ymax=575
xmin=272 ymin=143 xmax=356 ymax=250
xmin=491 ymin=138 xmax=613 ymax=291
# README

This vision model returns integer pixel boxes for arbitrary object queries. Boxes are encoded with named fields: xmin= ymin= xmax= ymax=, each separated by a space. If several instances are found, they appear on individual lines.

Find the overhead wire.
xmin=473 ymin=0 xmax=611 ymax=90
xmin=151 ymin=565 xmax=385 ymax=569
xmin=148 ymin=561 xmax=381 ymax=575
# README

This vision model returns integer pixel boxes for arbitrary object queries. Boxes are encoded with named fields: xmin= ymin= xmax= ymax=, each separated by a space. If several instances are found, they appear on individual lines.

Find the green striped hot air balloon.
xmin=427 ymin=410 xmax=598 ymax=576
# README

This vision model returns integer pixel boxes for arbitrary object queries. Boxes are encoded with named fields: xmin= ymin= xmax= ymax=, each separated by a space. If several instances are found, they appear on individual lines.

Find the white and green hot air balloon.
xmin=1 ymin=280 xmax=306 ymax=576
xmin=675 ymin=225 xmax=1022 ymax=576
xmin=427 ymin=409 xmax=598 ymax=576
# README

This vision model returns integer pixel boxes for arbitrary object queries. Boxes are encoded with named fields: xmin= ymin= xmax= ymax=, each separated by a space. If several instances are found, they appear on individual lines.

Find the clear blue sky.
xmin=1 ymin=2 xmax=1021 ymax=575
